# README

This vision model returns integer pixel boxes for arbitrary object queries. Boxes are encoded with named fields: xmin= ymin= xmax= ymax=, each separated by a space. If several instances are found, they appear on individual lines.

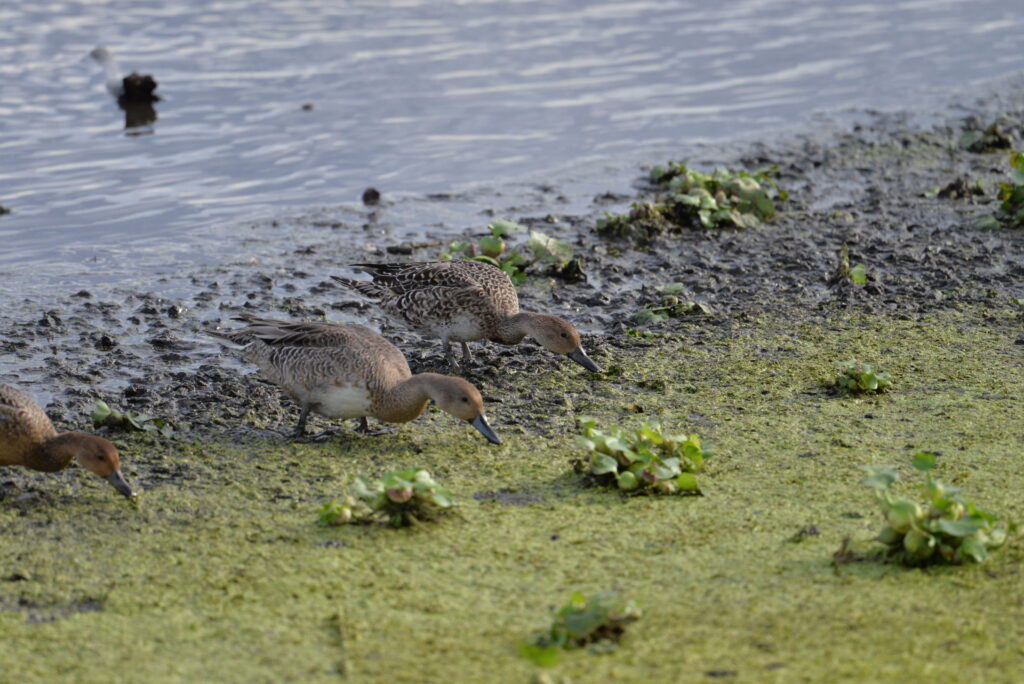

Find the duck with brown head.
xmin=332 ymin=260 xmax=602 ymax=373
xmin=0 ymin=384 xmax=135 ymax=499
xmin=206 ymin=315 xmax=502 ymax=444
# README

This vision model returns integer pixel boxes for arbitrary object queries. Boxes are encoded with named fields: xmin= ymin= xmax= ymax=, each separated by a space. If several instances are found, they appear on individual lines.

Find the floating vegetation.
xmin=441 ymin=219 xmax=577 ymax=283
xmin=91 ymin=400 xmax=172 ymax=437
xmin=574 ymin=417 xmax=708 ymax=495
xmin=633 ymin=283 xmax=711 ymax=325
xmin=318 ymin=467 xmax=455 ymax=528
xmin=863 ymin=453 xmax=1013 ymax=566
xmin=520 ymin=591 xmax=642 ymax=667
xmin=596 ymin=162 xmax=786 ymax=240
xmin=834 ymin=360 xmax=892 ymax=395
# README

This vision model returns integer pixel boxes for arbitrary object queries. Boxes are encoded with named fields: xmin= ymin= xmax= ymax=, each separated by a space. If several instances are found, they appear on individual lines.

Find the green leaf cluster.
xmin=574 ymin=416 xmax=708 ymax=495
xmin=520 ymin=591 xmax=642 ymax=667
xmin=835 ymin=359 xmax=892 ymax=394
xmin=596 ymin=163 xmax=785 ymax=240
xmin=91 ymin=400 xmax=172 ymax=437
xmin=634 ymin=282 xmax=711 ymax=325
xmin=958 ymin=122 xmax=1013 ymax=153
xmin=865 ymin=453 xmax=1013 ymax=566
xmin=318 ymin=467 xmax=454 ymax=528
xmin=974 ymin=152 xmax=1024 ymax=230
xmin=440 ymin=219 xmax=574 ymax=284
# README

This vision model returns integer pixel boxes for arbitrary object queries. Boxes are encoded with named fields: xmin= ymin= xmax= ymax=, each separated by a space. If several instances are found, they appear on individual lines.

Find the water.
xmin=1 ymin=0 xmax=1022 ymax=286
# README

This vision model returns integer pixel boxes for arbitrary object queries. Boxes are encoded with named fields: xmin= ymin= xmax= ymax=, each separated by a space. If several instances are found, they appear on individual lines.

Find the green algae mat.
xmin=2 ymin=308 xmax=1022 ymax=683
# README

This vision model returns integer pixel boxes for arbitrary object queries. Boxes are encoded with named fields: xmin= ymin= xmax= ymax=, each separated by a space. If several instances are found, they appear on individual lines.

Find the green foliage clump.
xmin=835 ymin=360 xmax=891 ymax=394
xmin=574 ymin=417 xmax=708 ymax=495
xmin=317 ymin=467 xmax=454 ymax=528
xmin=958 ymin=122 xmax=1013 ymax=153
xmin=91 ymin=400 xmax=172 ymax=437
xmin=634 ymin=283 xmax=711 ymax=325
xmin=864 ymin=452 xmax=1013 ymax=566
xmin=441 ymin=219 xmax=576 ymax=284
xmin=520 ymin=591 xmax=642 ymax=667
xmin=975 ymin=152 xmax=1024 ymax=230
xmin=596 ymin=163 xmax=785 ymax=240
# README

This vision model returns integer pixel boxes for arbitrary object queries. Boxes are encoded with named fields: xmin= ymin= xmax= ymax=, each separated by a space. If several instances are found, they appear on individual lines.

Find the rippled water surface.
xmin=1 ymin=0 xmax=1022 ymax=281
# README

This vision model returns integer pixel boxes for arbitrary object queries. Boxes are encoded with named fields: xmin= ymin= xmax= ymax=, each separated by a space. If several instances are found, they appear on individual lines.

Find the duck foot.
xmin=355 ymin=417 xmax=398 ymax=437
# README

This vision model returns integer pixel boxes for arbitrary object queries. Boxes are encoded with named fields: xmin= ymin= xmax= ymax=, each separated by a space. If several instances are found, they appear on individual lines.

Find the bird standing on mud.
xmin=206 ymin=315 xmax=502 ymax=444
xmin=332 ymin=260 xmax=602 ymax=373
xmin=0 ymin=384 xmax=136 ymax=499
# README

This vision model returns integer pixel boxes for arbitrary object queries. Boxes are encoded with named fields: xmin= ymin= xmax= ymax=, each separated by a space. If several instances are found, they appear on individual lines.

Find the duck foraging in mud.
xmin=332 ymin=260 xmax=602 ymax=373
xmin=206 ymin=314 xmax=502 ymax=444
xmin=0 ymin=384 xmax=136 ymax=499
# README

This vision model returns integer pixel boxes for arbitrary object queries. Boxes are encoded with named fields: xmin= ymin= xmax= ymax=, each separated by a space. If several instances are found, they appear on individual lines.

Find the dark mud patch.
xmin=472 ymin=489 xmax=547 ymax=506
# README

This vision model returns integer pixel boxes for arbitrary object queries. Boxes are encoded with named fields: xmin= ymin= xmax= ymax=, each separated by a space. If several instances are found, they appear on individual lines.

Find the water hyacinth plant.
xmin=648 ymin=161 xmax=786 ymax=229
xmin=91 ymin=400 xmax=172 ymax=437
xmin=441 ymin=219 xmax=575 ymax=284
xmin=834 ymin=359 xmax=892 ymax=394
xmin=574 ymin=416 xmax=709 ymax=495
xmin=634 ymin=282 xmax=711 ymax=325
xmin=317 ymin=467 xmax=455 ymax=528
xmin=864 ymin=452 xmax=1012 ymax=566
xmin=520 ymin=591 xmax=642 ymax=667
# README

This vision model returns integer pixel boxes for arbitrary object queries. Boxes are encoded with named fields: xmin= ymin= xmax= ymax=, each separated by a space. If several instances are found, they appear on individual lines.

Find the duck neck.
xmin=494 ymin=312 xmax=533 ymax=345
xmin=376 ymin=374 xmax=436 ymax=423
xmin=34 ymin=432 xmax=82 ymax=473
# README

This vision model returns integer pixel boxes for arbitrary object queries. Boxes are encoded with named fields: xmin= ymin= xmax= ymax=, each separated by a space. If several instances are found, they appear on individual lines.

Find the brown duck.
xmin=206 ymin=314 xmax=501 ymax=444
xmin=332 ymin=260 xmax=602 ymax=372
xmin=0 ymin=384 xmax=135 ymax=498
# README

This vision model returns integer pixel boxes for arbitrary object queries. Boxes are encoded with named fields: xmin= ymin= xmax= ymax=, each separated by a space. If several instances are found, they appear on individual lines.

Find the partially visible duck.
xmin=89 ymin=46 xmax=159 ymax=103
xmin=332 ymin=260 xmax=602 ymax=372
xmin=206 ymin=314 xmax=502 ymax=444
xmin=0 ymin=384 xmax=135 ymax=499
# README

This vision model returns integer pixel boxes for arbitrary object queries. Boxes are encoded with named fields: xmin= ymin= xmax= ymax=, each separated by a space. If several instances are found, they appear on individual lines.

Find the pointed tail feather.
xmin=331 ymin=275 xmax=388 ymax=299
xmin=204 ymin=329 xmax=251 ymax=350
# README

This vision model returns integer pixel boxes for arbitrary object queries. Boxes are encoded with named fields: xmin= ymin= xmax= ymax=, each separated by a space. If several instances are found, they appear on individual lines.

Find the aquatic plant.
xmin=574 ymin=417 xmax=708 ymax=495
xmin=520 ymin=591 xmax=642 ymax=667
xmin=596 ymin=163 xmax=785 ymax=240
xmin=633 ymin=283 xmax=711 ymax=325
xmin=834 ymin=360 xmax=892 ymax=395
xmin=91 ymin=400 xmax=172 ymax=437
xmin=441 ymin=219 xmax=574 ymax=283
xmin=827 ymin=244 xmax=869 ymax=286
xmin=958 ymin=122 xmax=1013 ymax=153
xmin=864 ymin=452 xmax=1013 ymax=566
xmin=974 ymin=152 xmax=1024 ymax=230
xmin=318 ymin=467 xmax=454 ymax=528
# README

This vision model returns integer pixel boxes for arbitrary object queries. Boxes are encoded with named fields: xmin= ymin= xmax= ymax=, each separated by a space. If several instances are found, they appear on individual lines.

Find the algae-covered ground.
xmin=2 ymin=308 xmax=1023 ymax=683
xmin=3 ymin=87 xmax=1024 ymax=681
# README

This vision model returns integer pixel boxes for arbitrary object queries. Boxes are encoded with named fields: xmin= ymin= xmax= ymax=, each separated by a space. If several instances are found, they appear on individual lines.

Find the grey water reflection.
xmin=0 ymin=0 xmax=1022 ymax=279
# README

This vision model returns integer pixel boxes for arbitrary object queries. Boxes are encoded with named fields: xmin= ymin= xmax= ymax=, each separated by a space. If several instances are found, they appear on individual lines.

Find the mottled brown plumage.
xmin=331 ymin=260 xmax=602 ymax=372
xmin=206 ymin=315 xmax=501 ymax=443
xmin=0 ymin=384 xmax=135 ymax=498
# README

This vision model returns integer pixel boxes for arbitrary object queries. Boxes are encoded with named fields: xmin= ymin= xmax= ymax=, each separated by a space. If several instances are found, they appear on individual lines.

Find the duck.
xmin=0 ymin=384 xmax=136 ymax=499
xmin=89 ymin=46 xmax=159 ymax=103
xmin=206 ymin=314 xmax=501 ymax=444
xmin=331 ymin=260 xmax=602 ymax=372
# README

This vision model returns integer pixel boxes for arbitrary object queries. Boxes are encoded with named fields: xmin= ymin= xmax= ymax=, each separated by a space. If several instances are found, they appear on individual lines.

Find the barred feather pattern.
xmin=333 ymin=261 xmax=522 ymax=343
xmin=207 ymin=316 xmax=429 ymax=422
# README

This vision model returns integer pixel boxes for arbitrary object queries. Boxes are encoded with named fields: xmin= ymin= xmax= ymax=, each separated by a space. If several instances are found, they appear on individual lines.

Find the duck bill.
xmin=469 ymin=413 xmax=501 ymax=445
xmin=567 ymin=346 xmax=602 ymax=373
xmin=105 ymin=469 xmax=136 ymax=499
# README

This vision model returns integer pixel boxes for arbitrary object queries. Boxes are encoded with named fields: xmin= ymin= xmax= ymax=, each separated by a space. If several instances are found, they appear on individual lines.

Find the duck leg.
xmin=442 ymin=339 xmax=461 ymax=373
xmin=356 ymin=415 xmax=398 ymax=436
xmin=292 ymin=405 xmax=311 ymax=438
xmin=460 ymin=341 xmax=473 ymax=365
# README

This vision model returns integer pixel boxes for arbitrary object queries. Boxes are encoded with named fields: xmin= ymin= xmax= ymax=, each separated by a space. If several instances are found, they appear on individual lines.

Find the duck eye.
xmin=560 ymin=332 xmax=568 ymax=338
xmin=461 ymin=396 xmax=469 ymax=403
xmin=96 ymin=454 xmax=106 ymax=461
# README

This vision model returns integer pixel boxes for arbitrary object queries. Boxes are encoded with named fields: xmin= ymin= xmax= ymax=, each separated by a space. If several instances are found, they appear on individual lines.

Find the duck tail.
xmin=204 ymin=329 xmax=251 ymax=351
xmin=331 ymin=275 xmax=387 ymax=299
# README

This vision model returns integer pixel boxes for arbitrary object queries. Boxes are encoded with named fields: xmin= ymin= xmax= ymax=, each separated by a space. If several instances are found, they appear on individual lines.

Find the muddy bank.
xmin=1 ymin=88 xmax=1022 ymax=447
